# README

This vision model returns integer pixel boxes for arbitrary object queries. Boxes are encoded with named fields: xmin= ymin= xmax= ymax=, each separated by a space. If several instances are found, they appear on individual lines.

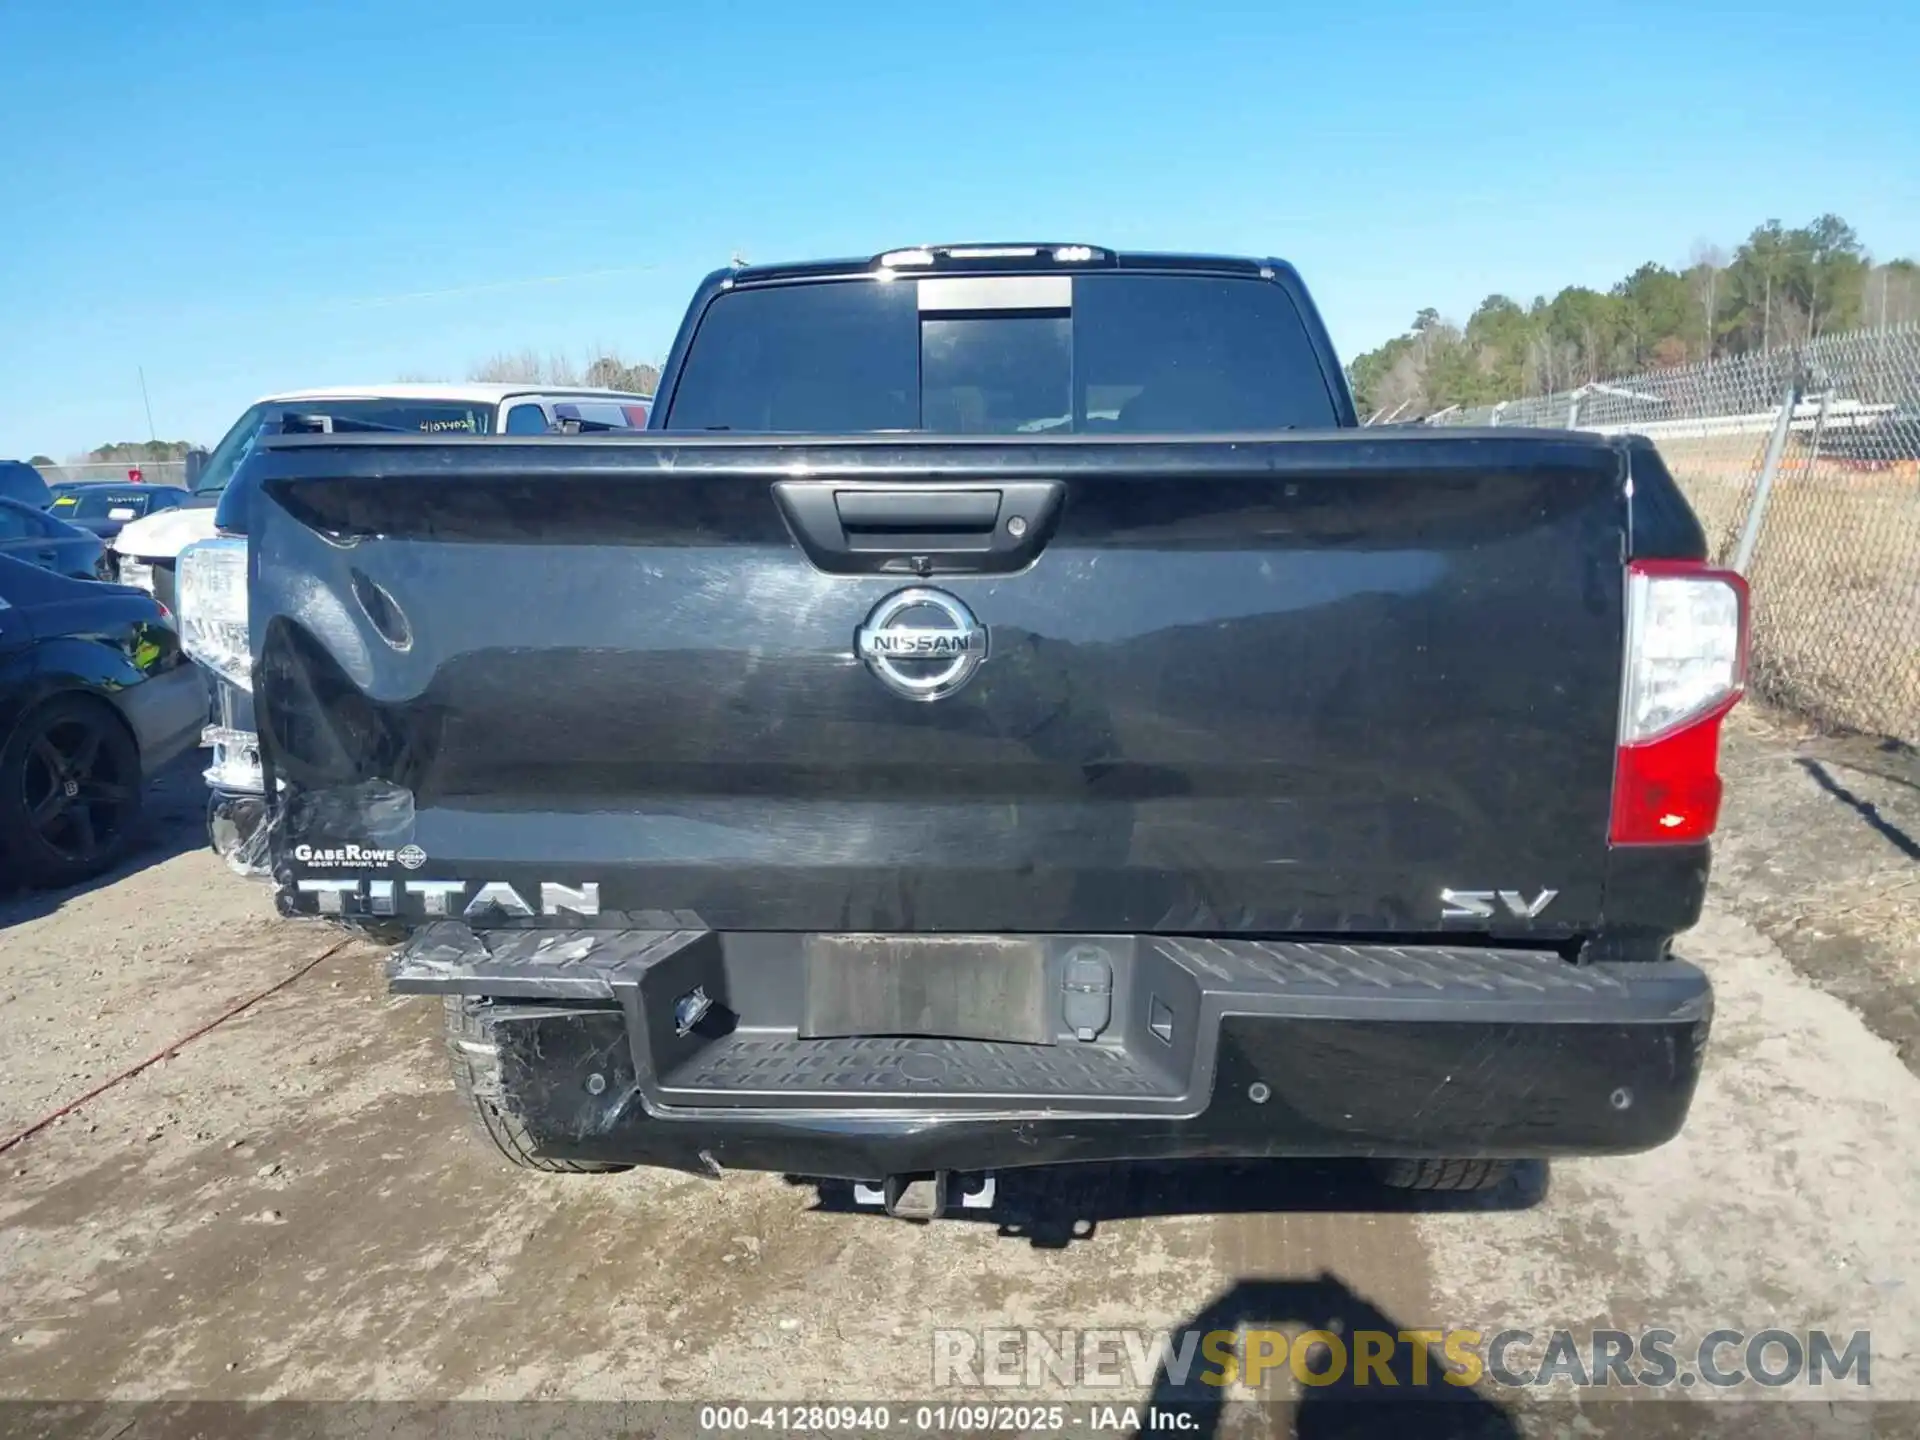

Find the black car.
xmin=0 ymin=460 xmax=53 ymax=509
xmin=0 ymin=555 xmax=205 ymax=887
xmin=46 ymin=482 xmax=192 ymax=544
xmin=0 ymin=496 xmax=111 ymax=581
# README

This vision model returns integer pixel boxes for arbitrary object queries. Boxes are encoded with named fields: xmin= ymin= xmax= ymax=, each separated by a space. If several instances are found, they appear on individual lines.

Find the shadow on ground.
xmin=1145 ymin=1273 xmax=1523 ymax=1438
xmin=0 ymin=748 xmax=208 ymax=926
xmin=800 ymin=1158 xmax=1548 ymax=1247
xmin=1798 ymin=757 xmax=1920 ymax=861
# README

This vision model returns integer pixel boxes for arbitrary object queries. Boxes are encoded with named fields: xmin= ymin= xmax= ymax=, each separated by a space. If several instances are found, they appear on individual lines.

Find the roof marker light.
xmin=879 ymin=249 xmax=935 ymax=268
xmin=1053 ymin=245 xmax=1097 ymax=263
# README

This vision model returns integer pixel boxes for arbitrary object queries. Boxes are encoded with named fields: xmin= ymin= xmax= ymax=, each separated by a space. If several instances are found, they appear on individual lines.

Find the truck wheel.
xmin=1371 ymin=1158 xmax=1514 ymax=1193
xmin=443 ymin=997 xmax=630 ymax=1175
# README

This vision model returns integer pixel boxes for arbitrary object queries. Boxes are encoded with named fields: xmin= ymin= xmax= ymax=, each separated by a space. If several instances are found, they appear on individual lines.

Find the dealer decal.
xmin=292 ymin=842 xmax=428 ymax=870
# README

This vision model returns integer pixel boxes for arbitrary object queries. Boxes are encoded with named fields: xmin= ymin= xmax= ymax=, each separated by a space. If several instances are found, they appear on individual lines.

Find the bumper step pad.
xmin=1148 ymin=937 xmax=1702 ymax=1022
xmin=660 ymin=1033 xmax=1176 ymax=1100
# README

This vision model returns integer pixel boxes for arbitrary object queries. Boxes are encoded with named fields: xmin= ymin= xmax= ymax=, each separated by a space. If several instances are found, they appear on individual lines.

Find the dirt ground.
xmin=3 ymin=710 xmax=1919 ymax=1438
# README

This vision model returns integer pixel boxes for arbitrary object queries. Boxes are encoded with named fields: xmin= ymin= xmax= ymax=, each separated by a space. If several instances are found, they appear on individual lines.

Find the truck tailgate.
xmin=249 ymin=431 xmax=1630 ymax=939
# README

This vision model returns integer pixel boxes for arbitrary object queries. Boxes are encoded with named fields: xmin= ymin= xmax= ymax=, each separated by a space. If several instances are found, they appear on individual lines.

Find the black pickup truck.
xmin=235 ymin=244 xmax=1746 ymax=1214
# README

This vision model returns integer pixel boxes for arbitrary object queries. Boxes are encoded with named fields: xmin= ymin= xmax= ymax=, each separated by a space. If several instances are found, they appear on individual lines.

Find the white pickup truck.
xmin=130 ymin=382 xmax=652 ymax=863
xmin=113 ymin=383 xmax=653 ymax=606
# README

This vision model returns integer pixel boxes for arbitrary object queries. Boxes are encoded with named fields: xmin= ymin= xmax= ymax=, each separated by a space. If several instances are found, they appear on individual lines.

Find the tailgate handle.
xmin=835 ymin=489 xmax=1000 ymax=532
xmin=773 ymin=480 xmax=1064 ymax=575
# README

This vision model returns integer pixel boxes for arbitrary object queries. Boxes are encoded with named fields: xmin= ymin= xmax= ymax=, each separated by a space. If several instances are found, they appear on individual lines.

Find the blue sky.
xmin=2 ymin=0 xmax=1914 ymax=458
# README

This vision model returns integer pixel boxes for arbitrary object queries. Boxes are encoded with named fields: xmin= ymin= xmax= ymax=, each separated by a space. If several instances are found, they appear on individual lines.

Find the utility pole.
xmin=138 ymin=367 xmax=157 ymax=443
xmin=1706 ymin=267 xmax=1717 ymax=359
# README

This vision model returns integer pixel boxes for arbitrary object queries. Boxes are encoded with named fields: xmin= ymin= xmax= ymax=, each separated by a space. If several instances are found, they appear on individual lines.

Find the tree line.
xmin=28 ymin=440 xmax=197 ymax=468
xmin=1346 ymin=215 xmax=1920 ymax=418
xmin=466 ymin=348 xmax=660 ymax=395
xmin=88 ymin=440 xmax=198 ymax=462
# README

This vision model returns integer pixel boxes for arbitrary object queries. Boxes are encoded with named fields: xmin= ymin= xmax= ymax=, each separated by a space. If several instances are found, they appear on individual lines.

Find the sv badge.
xmin=1440 ymin=888 xmax=1559 ymax=921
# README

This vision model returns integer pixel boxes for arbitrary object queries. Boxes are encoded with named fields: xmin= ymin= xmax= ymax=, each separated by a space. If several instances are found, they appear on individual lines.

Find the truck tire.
xmin=443 ymin=997 xmax=630 ymax=1175
xmin=1371 ymin=1158 xmax=1514 ymax=1193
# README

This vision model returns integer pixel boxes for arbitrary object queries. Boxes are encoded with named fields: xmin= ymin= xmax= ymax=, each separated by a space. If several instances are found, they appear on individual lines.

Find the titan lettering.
xmin=464 ymin=881 xmax=535 ymax=920
xmin=294 ymin=879 xmax=600 ymax=918
xmin=296 ymin=878 xmax=359 ymax=915
xmin=408 ymin=880 xmax=467 ymax=916
xmin=540 ymin=882 xmax=602 ymax=917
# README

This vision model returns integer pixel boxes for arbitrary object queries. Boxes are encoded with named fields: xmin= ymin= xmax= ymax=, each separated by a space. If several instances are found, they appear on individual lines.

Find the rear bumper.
xmin=398 ymin=928 xmax=1711 ymax=1178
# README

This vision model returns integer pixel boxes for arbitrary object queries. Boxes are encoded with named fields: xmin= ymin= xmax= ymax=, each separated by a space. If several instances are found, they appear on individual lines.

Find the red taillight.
xmin=1609 ymin=560 xmax=1749 ymax=845
xmin=1611 ymin=698 xmax=1736 ymax=842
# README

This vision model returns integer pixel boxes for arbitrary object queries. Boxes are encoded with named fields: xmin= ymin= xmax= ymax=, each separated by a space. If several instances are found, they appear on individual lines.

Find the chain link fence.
xmin=1421 ymin=324 xmax=1920 ymax=743
xmin=41 ymin=460 xmax=189 ymax=487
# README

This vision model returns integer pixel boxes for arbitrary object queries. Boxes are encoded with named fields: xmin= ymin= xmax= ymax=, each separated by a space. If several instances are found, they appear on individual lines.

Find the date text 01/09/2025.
xmin=695 ymin=1403 xmax=1198 ymax=1432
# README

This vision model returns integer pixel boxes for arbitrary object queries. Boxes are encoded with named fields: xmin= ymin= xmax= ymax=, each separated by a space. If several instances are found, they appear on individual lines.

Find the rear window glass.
xmin=666 ymin=281 xmax=919 ymax=433
xmin=505 ymin=399 xmax=652 ymax=434
xmin=194 ymin=399 xmax=497 ymax=497
xmin=274 ymin=403 xmax=491 ymax=436
xmin=53 ymin=489 xmax=158 ymax=519
xmin=663 ymin=273 xmax=1337 ymax=433
xmin=551 ymin=399 xmax=652 ymax=431
xmin=921 ymin=314 xmax=1071 ymax=434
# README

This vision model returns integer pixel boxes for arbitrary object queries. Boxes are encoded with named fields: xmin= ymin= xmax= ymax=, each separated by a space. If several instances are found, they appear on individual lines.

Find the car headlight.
xmin=117 ymin=555 xmax=154 ymax=591
xmin=178 ymin=538 xmax=251 ymax=692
